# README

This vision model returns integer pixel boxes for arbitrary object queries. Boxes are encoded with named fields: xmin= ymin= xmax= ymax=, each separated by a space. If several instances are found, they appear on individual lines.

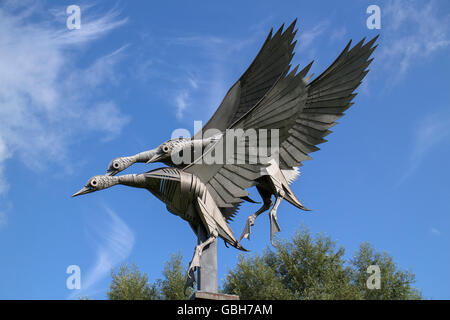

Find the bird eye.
xmin=162 ymin=146 xmax=170 ymax=153
xmin=113 ymin=162 xmax=120 ymax=169
xmin=90 ymin=180 xmax=98 ymax=187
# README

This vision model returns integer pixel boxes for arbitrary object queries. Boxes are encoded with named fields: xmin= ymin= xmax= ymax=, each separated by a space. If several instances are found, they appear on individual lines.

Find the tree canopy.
xmin=107 ymin=253 xmax=192 ymax=300
xmin=107 ymin=263 xmax=159 ymax=300
xmin=223 ymin=227 xmax=422 ymax=299
xmin=106 ymin=227 xmax=422 ymax=300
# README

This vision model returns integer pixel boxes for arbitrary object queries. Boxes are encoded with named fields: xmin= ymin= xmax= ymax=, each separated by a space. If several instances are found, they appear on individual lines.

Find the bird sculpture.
xmin=104 ymin=20 xmax=311 ymax=245
xmin=74 ymin=19 xmax=378 ymax=292
xmin=72 ymin=168 xmax=248 ymax=292
xmin=101 ymin=21 xmax=378 ymax=245
xmin=106 ymin=135 xmax=310 ymax=245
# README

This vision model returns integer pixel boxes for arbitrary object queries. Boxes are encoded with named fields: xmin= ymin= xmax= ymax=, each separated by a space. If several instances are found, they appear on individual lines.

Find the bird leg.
xmin=269 ymin=189 xmax=285 ymax=246
xmin=238 ymin=196 xmax=273 ymax=243
xmin=184 ymin=235 xmax=216 ymax=294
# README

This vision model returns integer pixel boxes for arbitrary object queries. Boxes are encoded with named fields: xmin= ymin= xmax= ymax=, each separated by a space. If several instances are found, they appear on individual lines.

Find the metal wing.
xmin=233 ymin=36 xmax=378 ymax=169
xmin=184 ymin=36 xmax=378 ymax=222
xmin=184 ymin=154 xmax=262 ymax=222
xmin=197 ymin=19 xmax=298 ymax=138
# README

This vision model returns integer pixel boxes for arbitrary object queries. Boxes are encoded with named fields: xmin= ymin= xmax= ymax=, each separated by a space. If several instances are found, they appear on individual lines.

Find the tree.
xmin=221 ymin=253 xmax=295 ymax=299
xmin=350 ymin=242 xmax=422 ymax=300
xmin=223 ymin=226 xmax=422 ymax=300
xmin=157 ymin=252 xmax=193 ymax=300
xmin=107 ymin=227 xmax=422 ymax=300
xmin=107 ymin=263 xmax=159 ymax=300
xmin=107 ymin=254 xmax=192 ymax=300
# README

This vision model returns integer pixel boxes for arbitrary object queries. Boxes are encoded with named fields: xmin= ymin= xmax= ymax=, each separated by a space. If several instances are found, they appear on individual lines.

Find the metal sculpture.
xmin=73 ymin=18 xmax=378 ymax=294
xmin=72 ymin=168 xmax=247 ymax=292
xmin=106 ymin=136 xmax=310 ymax=245
xmin=105 ymin=20 xmax=311 ymax=245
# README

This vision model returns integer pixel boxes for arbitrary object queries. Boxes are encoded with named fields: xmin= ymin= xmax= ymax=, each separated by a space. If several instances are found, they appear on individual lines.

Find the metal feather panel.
xmin=197 ymin=20 xmax=299 ymax=138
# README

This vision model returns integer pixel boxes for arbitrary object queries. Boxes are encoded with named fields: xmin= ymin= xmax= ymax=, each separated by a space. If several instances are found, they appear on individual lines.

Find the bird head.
xmin=146 ymin=139 xmax=185 ymax=164
xmin=106 ymin=156 xmax=135 ymax=176
xmin=72 ymin=175 xmax=117 ymax=197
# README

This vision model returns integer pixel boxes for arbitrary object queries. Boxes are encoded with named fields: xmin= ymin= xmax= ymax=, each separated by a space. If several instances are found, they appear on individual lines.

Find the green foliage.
xmin=107 ymin=263 xmax=160 ymax=300
xmin=107 ymin=227 xmax=422 ymax=300
xmin=223 ymin=226 xmax=422 ymax=300
xmin=350 ymin=242 xmax=422 ymax=300
xmin=157 ymin=252 xmax=193 ymax=300
xmin=221 ymin=253 xmax=295 ymax=299
xmin=107 ymin=254 xmax=191 ymax=300
xmin=267 ymin=229 xmax=359 ymax=299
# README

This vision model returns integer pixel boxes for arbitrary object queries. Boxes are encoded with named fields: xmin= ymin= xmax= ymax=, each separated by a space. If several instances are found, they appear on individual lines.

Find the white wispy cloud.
xmin=0 ymin=137 xmax=12 ymax=194
xmin=168 ymin=35 xmax=226 ymax=48
xmin=0 ymin=200 xmax=12 ymax=230
xmin=329 ymin=26 xmax=347 ymax=43
xmin=0 ymin=211 xmax=7 ymax=228
xmin=399 ymin=112 xmax=450 ymax=183
xmin=0 ymin=4 xmax=129 ymax=200
xmin=160 ymin=20 xmax=328 ymax=122
xmin=379 ymin=0 xmax=450 ymax=81
xmin=68 ymin=206 xmax=135 ymax=299
xmin=430 ymin=227 xmax=441 ymax=236
xmin=298 ymin=21 xmax=328 ymax=49
xmin=187 ymin=77 xmax=199 ymax=90
xmin=175 ymin=90 xmax=189 ymax=120
xmin=164 ymin=33 xmax=256 ymax=121
xmin=51 ymin=6 xmax=128 ymax=45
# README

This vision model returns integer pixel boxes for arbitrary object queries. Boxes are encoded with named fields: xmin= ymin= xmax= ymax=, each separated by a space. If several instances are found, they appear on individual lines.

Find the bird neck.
xmin=95 ymin=175 xmax=120 ymax=189
xmin=121 ymin=155 xmax=138 ymax=165
xmin=117 ymin=174 xmax=147 ymax=188
xmin=133 ymin=150 xmax=156 ymax=163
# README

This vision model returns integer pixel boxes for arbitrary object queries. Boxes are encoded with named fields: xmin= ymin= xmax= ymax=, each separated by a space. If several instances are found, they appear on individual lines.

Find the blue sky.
xmin=0 ymin=0 xmax=449 ymax=299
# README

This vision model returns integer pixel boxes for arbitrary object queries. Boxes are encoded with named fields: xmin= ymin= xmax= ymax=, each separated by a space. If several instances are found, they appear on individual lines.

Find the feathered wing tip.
xmin=307 ymin=34 xmax=379 ymax=88
xmin=298 ymin=61 xmax=314 ymax=80
xmin=272 ymin=18 xmax=298 ymax=40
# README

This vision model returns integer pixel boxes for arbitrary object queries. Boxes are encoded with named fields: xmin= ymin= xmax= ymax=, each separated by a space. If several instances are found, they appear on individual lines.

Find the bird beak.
xmin=105 ymin=170 xmax=118 ymax=177
xmin=72 ymin=186 xmax=94 ymax=197
xmin=146 ymin=152 xmax=164 ymax=164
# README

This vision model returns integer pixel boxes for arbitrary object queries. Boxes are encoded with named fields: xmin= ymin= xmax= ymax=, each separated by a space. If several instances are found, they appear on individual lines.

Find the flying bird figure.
xmin=74 ymin=19 xmax=378 ymax=292
xmin=102 ymin=20 xmax=378 ymax=245
xmin=72 ymin=168 xmax=248 ymax=292
xmin=105 ymin=20 xmax=311 ymax=245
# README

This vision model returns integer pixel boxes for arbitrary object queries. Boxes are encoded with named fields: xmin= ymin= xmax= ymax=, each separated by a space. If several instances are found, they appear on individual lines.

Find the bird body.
xmin=74 ymin=168 xmax=244 ymax=250
xmin=73 ymin=167 xmax=246 ymax=291
xmin=109 ymin=138 xmax=310 ymax=244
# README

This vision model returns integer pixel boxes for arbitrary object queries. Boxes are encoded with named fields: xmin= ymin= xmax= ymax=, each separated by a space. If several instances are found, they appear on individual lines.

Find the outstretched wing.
xmin=185 ymin=36 xmax=378 ymax=221
xmin=234 ymin=35 xmax=378 ymax=169
xmin=197 ymin=19 xmax=298 ymax=138
xmin=184 ymin=37 xmax=377 ymax=220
